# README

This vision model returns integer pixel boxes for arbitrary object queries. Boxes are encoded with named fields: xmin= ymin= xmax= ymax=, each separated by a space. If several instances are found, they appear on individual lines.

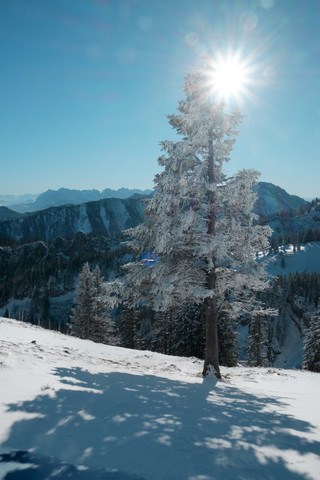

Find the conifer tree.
xmin=69 ymin=262 xmax=94 ymax=339
xmin=124 ymin=62 xmax=271 ymax=377
xmin=90 ymin=265 xmax=115 ymax=344
xmin=247 ymin=313 xmax=268 ymax=367
xmin=69 ymin=263 xmax=114 ymax=344
xmin=217 ymin=302 xmax=240 ymax=367
xmin=152 ymin=310 xmax=175 ymax=355
xmin=116 ymin=305 xmax=140 ymax=349
xmin=303 ymin=310 xmax=320 ymax=372
xmin=172 ymin=303 xmax=205 ymax=359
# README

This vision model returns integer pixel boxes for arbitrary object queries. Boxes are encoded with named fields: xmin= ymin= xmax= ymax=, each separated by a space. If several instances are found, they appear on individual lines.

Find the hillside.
xmin=1 ymin=317 xmax=320 ymax=480
xmin=253 ymin=182 xmax=307 ymax=216
xmin=0 ymin=207 xmax=21 ymax=224
xmin=264 ymin=242 xmax=320 ymax=275
xmin=0 ymin=197 xmax=145 ymax=242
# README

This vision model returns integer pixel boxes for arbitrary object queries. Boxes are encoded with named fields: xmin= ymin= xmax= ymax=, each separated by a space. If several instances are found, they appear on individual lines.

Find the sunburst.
xmin=208 ymin=52 xmax=252 ymax=103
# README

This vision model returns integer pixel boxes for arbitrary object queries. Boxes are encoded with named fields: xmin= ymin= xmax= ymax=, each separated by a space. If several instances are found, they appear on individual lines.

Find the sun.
xmin=209 ymin=53 xmax=250 ymax=103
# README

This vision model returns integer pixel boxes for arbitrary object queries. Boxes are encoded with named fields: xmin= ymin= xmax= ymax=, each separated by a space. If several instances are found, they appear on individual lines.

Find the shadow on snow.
xmin=1 ymin=367 xmax=319 ymax=479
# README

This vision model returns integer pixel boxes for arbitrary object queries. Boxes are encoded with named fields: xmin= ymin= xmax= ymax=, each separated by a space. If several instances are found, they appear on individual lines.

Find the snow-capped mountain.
xmin=0 ymin=182 xmax=310 ymax=242
xmin=0 ymin=197 xmax=145 ymax=242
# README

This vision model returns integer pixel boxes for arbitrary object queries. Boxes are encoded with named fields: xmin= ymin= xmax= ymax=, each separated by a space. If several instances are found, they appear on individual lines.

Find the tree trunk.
xmin=202 ymin=136 xmax=221 ymax=379
xmin=203 ymin=271 xmax=221 ymax=378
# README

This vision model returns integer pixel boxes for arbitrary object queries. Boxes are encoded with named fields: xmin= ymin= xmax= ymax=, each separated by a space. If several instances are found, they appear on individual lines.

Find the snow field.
xmin=0 ymin=318 xmax=320 ymax=480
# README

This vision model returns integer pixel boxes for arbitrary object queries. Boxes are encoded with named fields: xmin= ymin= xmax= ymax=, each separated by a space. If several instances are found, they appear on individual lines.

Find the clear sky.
xmin=1 ymin=0 xmax=319 ymax=198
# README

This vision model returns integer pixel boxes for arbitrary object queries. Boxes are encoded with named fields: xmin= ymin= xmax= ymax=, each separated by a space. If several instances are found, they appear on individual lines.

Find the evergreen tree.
xmin=303 ymin=310 xmax=320 ymax=372
xmin=90 ymin=265 xmax=115 ymax=344
xmin=124 ymin=62 xmax=271 ymax=377
xmin=116 ymin=305 xmax=140 ymax=349
xmin=217 ymin=301 xmax=240 ymax=367
xmin=69 ymin=262 xmax=95 ymax=339
xmin=172 ymin=303 xmax=205 ymax=359
xmin=69 ymin=263 xmax=114 ymax=344
xmin=247 ymin=313 xmax=268 ymax=367
xmin=152 ymin=310 xmax=174 ymax=355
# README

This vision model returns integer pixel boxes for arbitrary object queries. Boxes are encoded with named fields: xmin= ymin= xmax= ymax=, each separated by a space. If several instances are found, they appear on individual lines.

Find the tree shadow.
xmin=2 ymin=367 xmax=320 ymax=479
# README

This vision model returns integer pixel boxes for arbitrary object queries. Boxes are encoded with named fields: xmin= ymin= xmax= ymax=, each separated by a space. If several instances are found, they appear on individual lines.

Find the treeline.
xmin=269 ymin=229 xmax=320 ymax=254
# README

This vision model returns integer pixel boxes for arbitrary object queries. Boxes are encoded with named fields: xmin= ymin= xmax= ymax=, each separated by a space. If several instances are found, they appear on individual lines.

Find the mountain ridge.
xmin=1 ymin=182 xmax=307 ymax=215
xmin=5 ymin=187 xmax=153 ymax=213
xmin=0 ymin=182 xmax=312 ymax=243
xmin=0 ymin=197 xmax=145 ymax=243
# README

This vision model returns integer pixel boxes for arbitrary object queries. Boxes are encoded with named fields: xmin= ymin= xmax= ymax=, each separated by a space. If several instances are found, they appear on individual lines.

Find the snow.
xmin=100 ymin=204 xmax=110 ymax=232
xmin=265 ymin=242 xmax=320 ymax=275
xmin=1 ymin=318 xmax=320 ymax=480
xmin=76 ymin=204 xmax=93 ymax=235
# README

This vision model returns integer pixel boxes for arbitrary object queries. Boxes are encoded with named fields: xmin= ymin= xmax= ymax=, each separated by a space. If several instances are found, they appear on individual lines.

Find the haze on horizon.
xmin=1 ymin=0 xmax=319 ymax=198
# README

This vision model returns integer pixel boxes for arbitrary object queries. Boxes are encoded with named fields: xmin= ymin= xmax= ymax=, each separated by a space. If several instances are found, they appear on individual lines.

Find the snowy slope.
xmin=263 ymin=241 xmax=320 ymax=275
xmin=1 ymin=318 xmax=320 ymax=480
xmin=0 ymin=197 xmax=145 ymax=242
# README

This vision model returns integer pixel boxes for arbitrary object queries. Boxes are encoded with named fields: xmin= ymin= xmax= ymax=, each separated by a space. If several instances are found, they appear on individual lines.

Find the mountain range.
xmin=0 ymin=187 xmax=153 ymax=213
xmin=0 ymin=182 xmax=308 ymax=237
xmin=0 ymin=197 xmax=145 ymax=243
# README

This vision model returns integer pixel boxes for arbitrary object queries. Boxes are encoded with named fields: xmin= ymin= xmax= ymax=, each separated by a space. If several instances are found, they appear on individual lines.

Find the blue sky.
xmin=1 ymin=0 xmax=319 ymax=198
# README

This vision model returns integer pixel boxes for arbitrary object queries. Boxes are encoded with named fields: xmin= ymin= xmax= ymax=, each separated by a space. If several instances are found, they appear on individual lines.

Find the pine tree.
xmin=69 ymin=263 xmax=114 ymax=344
xmin=152 ymin=310 xmax=175 ymax=355
xmin=116 ymin=305 xmax=140 ymax=349
xmin=69 ymin=262 xmax=95 ymax=339
xmin=247 ymin=313 xmax=268 ymax=367
xmin=90 ymin=266 xmax=114 ymax=344
xmin=124 ymin=62 xmax=271 ymax=378
xmin=172 ymin=303 xmax=205 ymax=359
xmin=217 ymin=301 xmax=240 ymax=367
xmin=303 ymin=310 xmax=320 ymax=372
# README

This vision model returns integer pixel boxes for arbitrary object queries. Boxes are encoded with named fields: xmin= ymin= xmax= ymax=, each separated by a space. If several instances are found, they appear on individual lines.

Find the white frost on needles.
xmin=1 ymin=317 xmax=320 ymax=480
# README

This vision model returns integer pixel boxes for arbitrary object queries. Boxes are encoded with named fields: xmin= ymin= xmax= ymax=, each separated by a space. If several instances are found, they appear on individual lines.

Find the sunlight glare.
xmin=209 ymin=54 xmax=250 ymax=103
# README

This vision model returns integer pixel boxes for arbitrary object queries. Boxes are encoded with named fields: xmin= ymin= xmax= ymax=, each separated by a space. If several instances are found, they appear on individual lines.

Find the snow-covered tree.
xmin=124 ymin=63 xmax=271 ymax=378
xmin=303 ymin=310 xmax=320 ymax=372
xmin=69 ymin=263 xmax=114 ymax=344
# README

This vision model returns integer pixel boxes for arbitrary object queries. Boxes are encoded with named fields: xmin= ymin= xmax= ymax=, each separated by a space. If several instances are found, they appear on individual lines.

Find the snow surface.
xmin=1 ymin=318 xmax=320 ymax=480
xmin=264 ymin=242 xmax=320 ymax=275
